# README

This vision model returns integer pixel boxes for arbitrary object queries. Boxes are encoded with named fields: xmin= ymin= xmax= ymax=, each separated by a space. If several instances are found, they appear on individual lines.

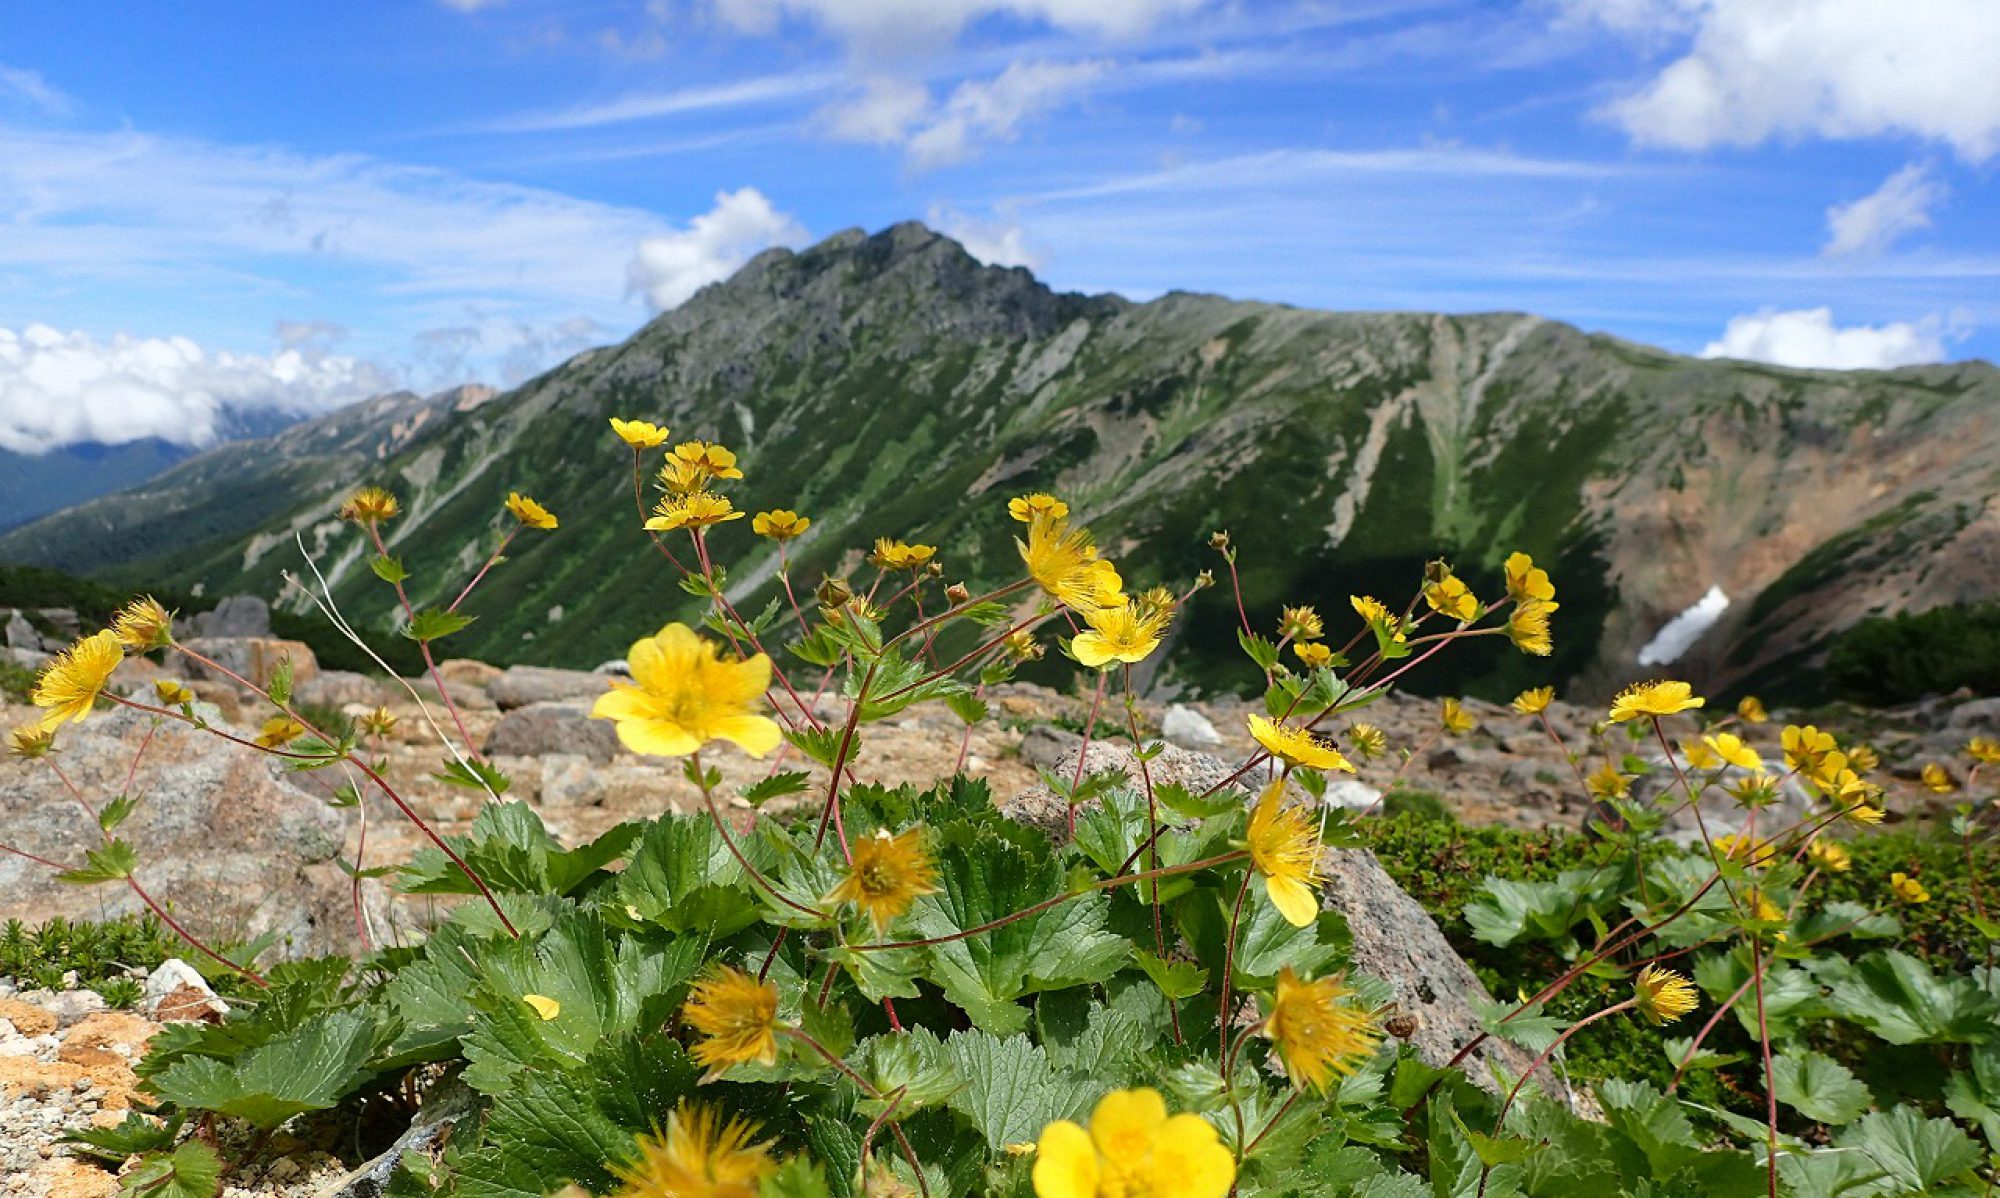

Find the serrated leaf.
xmin=785 ymin=726 xmax=853 ymax=769
xmin=943 ymin=1028 xmax=1079 ymax=1151
xmin=614 ymin=811 xmax=774 ymax=938
xmin=944 ymin=691 xmax=988 ymax=725
xmin=433 ymin=756 xmax=512 ymax=795
xmin=1134 ymin=950 xmax=1209 ymax=1001
xmin=759 ymin=1156 xmax=834 ymax=1198
xmin=269 ymin=657 xmax=294 ymax=707
xmin=371 ymin=554 xmax=409 ymax=584
xmin=1774 ymin=1049 xmax=1872 ymax=1125
xmin=1237 ymin=628 xmax=1279 ymax=671
xmin=1155 ymin=781 xmax=1242 ymax=820
xmin=1943 ymin=1043 xmax=2000 ymax=1150
xmin=1836 ymin=1106 xmax=1983 ymax=1192
xmin=1817 ymin=949 xmax=2000 ymax=1044
xmin=403 ymin=608 xmax=475 ymax=643
xmin=1595 ymin=1078 xmax=1699 ymax=1178
xmin=119 ymin=1142 xmax=223 ymax=1198
xmin=149 ymin=1008 xmax=380 ymax=1127
xmin=399 ymin=801 xmax=633 ymax=897
xmin=97 ymin=793 xmax=137 ymax=834
xmin=740 ymin=770 xmax=812 ymax=808
xmin=57 ymin=839 xmax=137 ymax=885
xmin=61 ymin=1110 xmax=177 ymax=1164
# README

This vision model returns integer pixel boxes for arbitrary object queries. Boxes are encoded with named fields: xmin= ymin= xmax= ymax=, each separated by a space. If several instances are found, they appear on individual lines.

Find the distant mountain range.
xmin=3 ymin=223 xmax=1994 ymax=700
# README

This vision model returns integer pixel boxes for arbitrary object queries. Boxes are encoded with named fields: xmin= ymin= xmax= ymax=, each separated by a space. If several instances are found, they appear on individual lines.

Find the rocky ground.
xmin=1 ymin=611 xmax=1994 ymax=1195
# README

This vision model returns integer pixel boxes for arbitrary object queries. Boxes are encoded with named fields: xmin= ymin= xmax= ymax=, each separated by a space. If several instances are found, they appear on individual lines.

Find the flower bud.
xmin=816 ymin=576 xmax=853 ymax=609
xmin=945 ymin=582 xmax=971 ymax=605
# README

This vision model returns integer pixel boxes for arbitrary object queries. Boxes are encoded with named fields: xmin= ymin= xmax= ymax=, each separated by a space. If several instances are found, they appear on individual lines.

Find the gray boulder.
xmin=483 ymin=700 xmax=621 ymax=764
xmin=295 ymin=669 xmax=387 ymax=709
xmin=1161 ymin=703 xmax=1224 ymax=749
xmin=177 ymin=636 xmax=319 ymax=690
xmin=486 ymin=665 xmax=606 ymax=710
xmin=190 ymin=595 xmax=271 ymax=638
xmin=4 ymin=609 xmax=44 ymax=652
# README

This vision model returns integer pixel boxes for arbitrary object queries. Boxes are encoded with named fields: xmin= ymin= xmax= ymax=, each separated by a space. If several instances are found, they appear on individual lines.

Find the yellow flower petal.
xmin=1265 ymin=874 xmax=1320 ymax=928
xmin=1031 ymin=1121 xmax=1098 ymax=1198
xmin=523 ymin=993 xmax=560 ymax=1020
xmin=1089 ymin=1089 xmax=1167 ymax=1161
xmin=1147 ymin=1114 xmax=1234 ymax=1198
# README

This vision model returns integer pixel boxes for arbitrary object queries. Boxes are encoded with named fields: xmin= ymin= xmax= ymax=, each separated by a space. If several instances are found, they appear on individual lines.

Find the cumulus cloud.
xmin=712 ymin=0 xmax=1207 ymax=56
xmin=0 ymin=324 xmax=394 ymax=455
xmin=1700 ymin=307 xmax=1949 ymax=370
xmin=627 ymin=188 xmax=807 ymax=311
xmin=1823 ymin=163 xmax=1946 ymax=256
xmin=1589 ymin=0 xmax=2000 ymax=161
xmin=822 ymin=60 xmax=1108 ymax=169
xmin=927 ymin=204 xmax=1045 ymax=270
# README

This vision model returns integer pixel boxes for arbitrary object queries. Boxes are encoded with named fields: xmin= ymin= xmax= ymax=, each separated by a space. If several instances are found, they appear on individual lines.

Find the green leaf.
xmin=57 ymin=839 xmax=137 ymax=885
xmin=1134 ymin=949 xmax=1209 ymax=1001
xmin=1836 ymin=1106 xmax=1983 ymax=1192
xmin=96 ymin=793 xmax=137 ymax=834
xmin=1773 ymin=1049 xmax=1873 ymax=1125
xmin=943 ymin=1028 xmax=1078 ymax=1152
xmin=740 ymin=770 xmax=811 ymax=808
xmin=399 ymin=801 xmax=633 ymax=897
xmin=1595 ymin=1078 xmax=1699 ymax=1179
xmin=785 ymin=726 xmax=854 ymax=769
xmin=615 ymin=811 xmax=773 ymax=938
xmin=851 ymin=1026 xmax=964 ymax=1118
xmin=61 ymin=1110 xmax=178 ymax=1164
xmin=149 ymin=1008 xmax=380 ymax=1127
xmin=1155 ymin=781 xmax=1242 ymax=820
xmin=1660 ymin=1035 xmax=1741 ymax=1073
xmin=1943 ymin=1043 xmax=2000 ymax=1149
xmin=760 ymin=1156 xmax=834 ymax=1198
xmin=1818 ymin=949 xmax=2000 ymax=1045
xmin=403 ymin=608 xmax=475 ymax=643
xmin=371 ymin=554 xmax=409 ymax=584
xmin=433 ymin=757 xmax=513 ymax=795
xmin=1237 ymin=629 xmax=1279 ymax=671
xmin=268 ymin=656 xmax=294 ymax=707
xmin=909 ymin=832 xmax=1129 ymax=1034
xmin=1464 ymin=869 xmax=1617 ymax=948
xmin=119 ymin=1142 xmax=224 ymax=1198
xmin=944 ymin=691 xmax=988 ymax=725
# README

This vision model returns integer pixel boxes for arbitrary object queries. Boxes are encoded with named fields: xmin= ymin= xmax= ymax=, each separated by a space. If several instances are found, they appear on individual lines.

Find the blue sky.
xmin=2 ymin=0 xmax=1996 ymax=453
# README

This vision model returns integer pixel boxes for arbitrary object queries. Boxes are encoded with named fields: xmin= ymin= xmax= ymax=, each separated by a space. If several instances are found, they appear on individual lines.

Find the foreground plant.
xmin=3 ymin=419 xmax=1993 ymax=1198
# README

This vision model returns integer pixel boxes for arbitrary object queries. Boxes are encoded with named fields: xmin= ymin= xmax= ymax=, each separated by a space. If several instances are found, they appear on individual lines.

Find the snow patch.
xmin=1637 ymin=585 xmax=1729 ymax=666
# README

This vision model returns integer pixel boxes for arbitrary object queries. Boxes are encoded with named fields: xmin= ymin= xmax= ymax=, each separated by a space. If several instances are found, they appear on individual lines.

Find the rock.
xmin=1161 ymin=704 xmax=1224 ymax=749
xmin=0 ymin=999 xmax=56 ymax=1038
xmin=143 ymin=961 xmax=229 ymax=1023
xmin=486 ymin=665 xmax=606 ymax=710
xmin=296 ymin=670 xmax=386 ymax=708
xmin=315 ymin=1073 xmax=484 ymax=1198
xmin=0 ymin=709 xmax=353 ymax=958
xmin=188 ymin=595 xmax=270 ymax=638
xmin=437 ymin=659 xmax=502 ymax=689
xmin=484 ymin=701 xmax=621 ymax=764
xmin=1322 ymin=779 xmax=1382 ymax=810
xmin=1946 ymin=697 xmax=2000 ymax=734
xmin=176 ymin=636 xmax=319 ymax=690
xmin=1017 ymin=724 xmax=1083 ymax=770
xmin=3 ymin=610 xmax=43 ymax=652
xmin=1318 ymin=846 xmax=1567 ymax=1100
xmin=44 ymin=991 xmax=104 ymax=1029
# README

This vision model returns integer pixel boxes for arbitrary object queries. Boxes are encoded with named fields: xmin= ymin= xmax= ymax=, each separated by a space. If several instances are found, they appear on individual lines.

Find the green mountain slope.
xmin=4 ymin=223 xmax=1995 ymax=700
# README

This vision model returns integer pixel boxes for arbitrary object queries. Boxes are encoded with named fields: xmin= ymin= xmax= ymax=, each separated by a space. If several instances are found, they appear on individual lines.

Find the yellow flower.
xmin=110 ymin=597 xmax=174 ymax=651
xmin=1807 ymin=839 xmax=1852 ymax=873
xmin=1632 ymin=966 xmax=1699 ymax=1026
xmin=32 ymin=631 xmax=122 ymax=730
xmin=1421 ymin=570 xmax=1479 ymax=623
xmin=1003 ymin=629 xmax=1044 ymax=661
xmin=1841 ymin=799 xmax=1885 ymax=827
xmin=1278 ymin=605 xmax=1324 ymax=641
xmin=1346 ymin=723 xmax=1387 ymax=760
xmin=505 ymin=491 xmax=558 ymax=530
xmin=8 ymin=725 xmax=54 ymax=760
xmin=1350 ymin=595 xmax=1391 ymax=626
xmin=1587 ymin=761 xmax=1631 ymax=800
xmin=1702 ymin=732 xmax=1762 ymax=771
xmin=1609 ymin=680 xmax=1705 ymax=723
xmin=1262 ymin=968 xmax=1381 ymax=1092
xmin=1782 ymin=724 xmax=1836 ymax=773
xmin=751 ymin=510 xmax=810 ymax=541
xmin=1714 ymin=834 xmax=1776 ymax=867
xmin=523 ymin=994 xmax=560 ymax=1021
xmin=1031 ymin=1089 xmax=1233 ymax=1198
xmin=255 ymin=716 xmax=307 ymax=748
xmin=646 ymin=492 xmax=745 ymax=532
xmin=1072 ymin=600 xmax=1168 ymax=669
xmin=1136 ymin=585 xmax=1177 ymax=617
xmin=1969 ymin=736 xmax=2000 ymax=765
xmin=1019 ymin=517 xmax=1122 ymax=611
xmin=338 ymin=486 xmax=400 ymax=524
xmin=1921 ymin=763 xmax=1957 ymax=794
xmin=1846 ymin=744 xmax=1880 ymax=773
xmin=1440 ymin=697 xmax=1477 ymax=736
xmin=612 ymin=1102 xmax=775 ymax=1198
xmin=609 ymin=417 xmax=671 ymax=448
xmin=682 ymin=966 xmax=783 ymax=1080
xmin=869 ymin=538 xmax=936 ymax=571
xmin=591 ymin=624 xmax=781 ymax=759
xmin=1246 ymin=778 xmax=1323 ymax=928
xmin=1680 ymin=738 xmax=1721 ymax=769
xmin=826 ymin=827 xmax=942 ymax=934
xmin=153 ymin=679 xmax=194 ymax=706
xmin=1248 ymin=714 xmax=1355 ymax=774
xmin=1889 ymin=872 xmax=1929 ymax=904
xmin=1008 ymin=493 xmax=1069 ymax=523
xmin=1511 ymin=687 xmax=1553 ymax=716
xmin=1507 ymin=600 xmax=1557 ymax=656
xmin=1737 ymin=695 xmax=1769 ymax=724
xmin=1293 ymin=641 xmax=1334 ymax=669
xmin=1725 ymin=772 xmax=1778 ymax=807
xmin=1503 ymin=552 xmax=1556 ymax=603
xmin=662 ymin=441 xmax=744 ymax=492
xmin=360 ymin=706 xmax=399 ymax=737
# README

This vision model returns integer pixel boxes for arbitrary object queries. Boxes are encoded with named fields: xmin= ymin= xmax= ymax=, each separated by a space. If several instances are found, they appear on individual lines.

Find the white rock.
xmin=143 ymin=959 xmax=229 ymax=1020
xmin=1161 ymin=704 xmax=1223 ymax=748
xmin=1322 ymin=780 xmax=1383 ymax=810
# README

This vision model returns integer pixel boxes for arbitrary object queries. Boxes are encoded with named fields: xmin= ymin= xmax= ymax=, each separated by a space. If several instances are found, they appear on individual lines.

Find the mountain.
xmin=2 ymin=223 xmax=1994 ymax=700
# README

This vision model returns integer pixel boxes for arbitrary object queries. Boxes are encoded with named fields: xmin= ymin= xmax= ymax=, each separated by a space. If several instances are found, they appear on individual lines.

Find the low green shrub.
xmin=1826 ymin=600 xmax=2000 ymax=703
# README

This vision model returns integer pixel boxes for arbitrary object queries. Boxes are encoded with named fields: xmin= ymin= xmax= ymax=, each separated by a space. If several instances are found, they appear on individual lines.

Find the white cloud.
xmin=1823 ymin=163 xmax=1946 ymax=257
xmin=0 ymin=64 xmax=69 ymax=114
xmin=627 ymin=187 xmax=806 ymax=310
xmin=822 ymin=59 xmax=1108 ymax=169
xmin=437 ymin=0 xmax=504 ymax=11
xmin=1593 ymin=0 xmax=2000 ymax=161
xmin=1700 ymin=307 xmax=1948 ymax=369
xmin=0 ymin=324 xmax=394 ymax=455
xmin=711 ymin=0 xmax=1208 ymax=56
xmin=927 ymin=204 xmax=1045 ymax=270
xmin=480 ymin=72 xmax=836 ymax=133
